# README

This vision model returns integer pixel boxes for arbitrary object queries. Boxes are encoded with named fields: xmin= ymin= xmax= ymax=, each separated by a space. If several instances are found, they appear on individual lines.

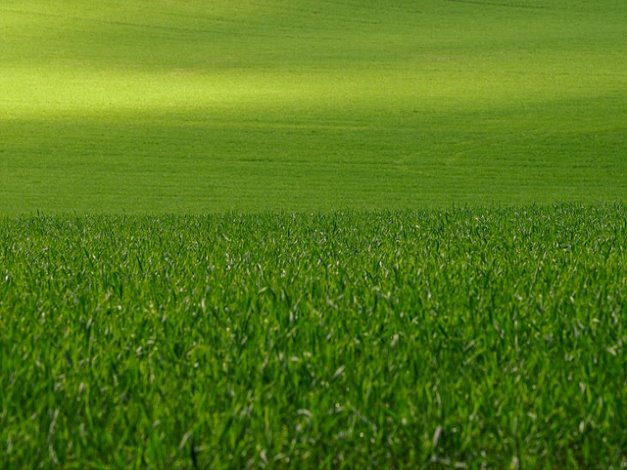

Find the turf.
xmin=1 ymin=206 xmax=625 ymax=467
xmin=1 ymin=0 xmax=626 ymax=212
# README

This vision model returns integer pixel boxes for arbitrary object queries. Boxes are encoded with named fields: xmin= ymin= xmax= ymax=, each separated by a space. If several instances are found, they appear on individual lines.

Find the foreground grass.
xmin=1 ymin=205 xmax=625 ymax=468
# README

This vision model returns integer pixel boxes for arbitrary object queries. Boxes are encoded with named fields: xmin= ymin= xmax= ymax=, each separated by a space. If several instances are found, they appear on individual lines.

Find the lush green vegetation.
xmin=2 ymin=1 xmax=626 ymax=467
xmin=1 ymin=206 xmax=625 ymax=467
xmin=1 ymin=0 xmax=626 ymax=212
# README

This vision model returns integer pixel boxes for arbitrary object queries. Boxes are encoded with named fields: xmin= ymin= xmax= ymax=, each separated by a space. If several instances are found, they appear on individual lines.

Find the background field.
xmin=1 ymin=0 xmax=626 ymax=212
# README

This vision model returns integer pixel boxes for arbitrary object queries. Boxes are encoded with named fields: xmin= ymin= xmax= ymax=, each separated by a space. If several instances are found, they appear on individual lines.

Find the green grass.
xmin=2 ymin=2 xmax=626 ymax=467
xmin=1 ymin=206 xmax=625 ymax=467
xmin=1 ymin=0 xmax=626 ymax=212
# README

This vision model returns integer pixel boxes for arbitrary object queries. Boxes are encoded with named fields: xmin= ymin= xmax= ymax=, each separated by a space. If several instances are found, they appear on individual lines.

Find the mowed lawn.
xmin=1 ymin=0 xmax=626 ymax=212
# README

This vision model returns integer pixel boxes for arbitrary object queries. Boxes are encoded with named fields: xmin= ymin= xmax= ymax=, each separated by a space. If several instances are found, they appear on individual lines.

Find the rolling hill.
xmin=1 ymin=0 xmax=625 ymax=212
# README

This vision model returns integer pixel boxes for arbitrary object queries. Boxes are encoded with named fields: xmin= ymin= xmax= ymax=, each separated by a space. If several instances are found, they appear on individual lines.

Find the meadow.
xmin=1 ymin=0 xmax=626 ymax=468
xmin=1 ymin=207 xmax=625 ymax=467
xmin=1 ymin=0 xmax=626 ymax=211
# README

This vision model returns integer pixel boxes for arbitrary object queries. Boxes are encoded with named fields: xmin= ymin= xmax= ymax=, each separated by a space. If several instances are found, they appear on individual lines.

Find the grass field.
xmin=1 ymin=0 xmax=626 ymax=211
xmin=1 ymin=207 xmax=625 ymax=467
xmin=1 ymin=1 xmax=626 ymax=468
